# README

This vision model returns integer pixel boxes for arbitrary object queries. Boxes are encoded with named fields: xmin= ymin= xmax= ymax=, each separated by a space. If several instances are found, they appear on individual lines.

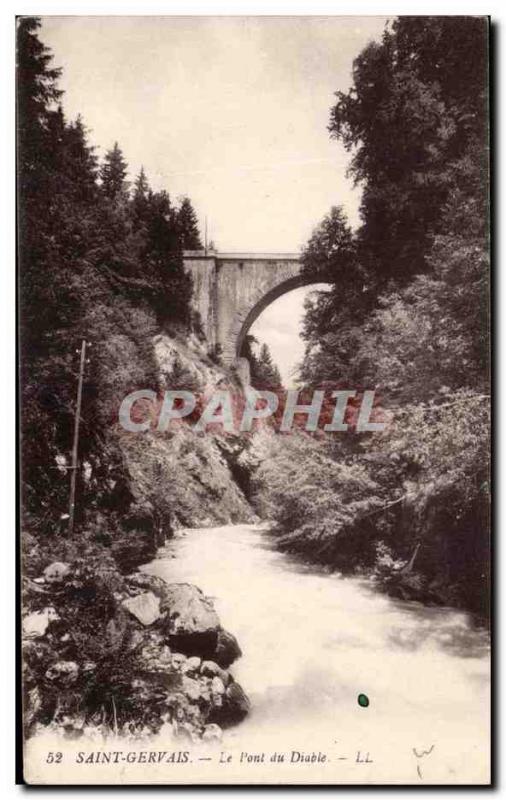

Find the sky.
xmin=249 ymin=284 xmax=330 ymax=386
xmin=40 ymin=15 xmax=388 ymax=384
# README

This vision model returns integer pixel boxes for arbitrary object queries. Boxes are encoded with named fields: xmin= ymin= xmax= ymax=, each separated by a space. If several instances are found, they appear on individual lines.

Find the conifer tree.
xmin=100 ymin=142 xmax=128 ymax=199
xmin=62 ymin=115 xmax=98 ymax=202
xmin=17 ymin=16 xmax=62 ymax=190
xmin=142 ymin=190 xmax=193 ymax=324
xmin=133 ymin=167 xmax=148 ymax=203
xmin=134 ymin=166 xmax=149 ymax=197
xmin=241 ymin=337 xmax=283 ymax=388
xmin=257 ymin=343 xmax=282 ymax=387
xmin=131 ymin=167 xmax=150 ymax=229
xmin=329 ymin=16 xmax=487 ymax=283
xmin=177 ymin=196 xmax=202 ymax=250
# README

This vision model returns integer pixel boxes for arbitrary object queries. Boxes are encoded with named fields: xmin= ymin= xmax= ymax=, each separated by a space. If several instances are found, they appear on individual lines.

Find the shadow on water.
xmin=386 ymin=615 xmax=490 ymax=659
xmin=147 ymin=523 xmax=490 ymax=783
xmin=247 ymin=524 xmax=490 ymax=661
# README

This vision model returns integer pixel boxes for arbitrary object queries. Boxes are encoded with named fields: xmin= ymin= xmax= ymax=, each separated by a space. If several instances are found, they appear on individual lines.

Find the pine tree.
xmin=241 ymin=337 xmax=283 ymax=388
xmin=302 ymin=205 xmax=358 ymax=282
xmin=177 ymin=196 xmax=202 ymax=250
xmin=259 ymin=343 xmax=282 ymax=387
xmin=144 ymin=189 xmax=176 ymax=255
xmin=329 ymin=17 xmax=488 ymax=284
xmin=17 ymin=16 xmax=62 ymax=190
xmin=61 ymin=115 xmax=98 ymax=202
xmin=100 ymin=142 xmax=128 ymax=199
xmin=17 ymin=17 xmax=63 ymax=314
xmin=251 ymin=342 xmax=282 ymax=388
xmin=131 ymin=167 xmax=150 ymax=228
xmin=133 ymin=166 xmax=149 ymax=201
xmin=16 ymin=16 xmax=198 ymax=531
xmin=135 ymin=166 xmax=149 ymax=197
xmin=17 ymin=19 xmax=102 ymax=517
xmin=143 ymin=190 xmax=193 ymax=324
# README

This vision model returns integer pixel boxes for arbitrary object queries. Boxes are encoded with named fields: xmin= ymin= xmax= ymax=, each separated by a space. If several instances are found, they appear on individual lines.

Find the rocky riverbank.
xmin=22 ymin=557 xmax=250 ymax=744
xmin=21 ymin=331 xmax=258 ymax=745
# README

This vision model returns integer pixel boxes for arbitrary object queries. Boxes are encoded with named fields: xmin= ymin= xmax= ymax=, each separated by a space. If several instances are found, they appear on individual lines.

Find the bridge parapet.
xmin=183 ymin=250 xmax=300 ymax=261
xmin=183 ymin=249 xmax=303 ymax=367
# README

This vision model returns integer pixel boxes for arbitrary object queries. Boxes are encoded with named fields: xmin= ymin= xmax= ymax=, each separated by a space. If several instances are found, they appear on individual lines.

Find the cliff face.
xmin=116 ymin=332 xmax=254 ymax=535
xmin=22 ymin=330 xmax=255 ymax=744
xmin=119 ymin=426 xmax=253 ymax=531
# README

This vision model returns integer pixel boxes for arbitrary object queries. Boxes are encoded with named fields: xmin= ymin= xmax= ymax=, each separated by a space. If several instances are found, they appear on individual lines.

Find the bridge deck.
xmin=183 ymin=250 xmax=300 ymax=261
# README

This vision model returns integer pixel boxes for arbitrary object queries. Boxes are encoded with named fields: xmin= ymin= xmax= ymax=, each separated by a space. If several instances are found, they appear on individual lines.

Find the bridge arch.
xmin=222 ymin=273 xmax=322 ymax=365
xmin=183 ymin=249 xmax=330 ymax=373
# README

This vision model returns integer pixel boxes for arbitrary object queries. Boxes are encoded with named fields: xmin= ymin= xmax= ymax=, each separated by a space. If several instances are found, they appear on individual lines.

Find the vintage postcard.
xmin=18 ymin=15 xmax=491 ymax=785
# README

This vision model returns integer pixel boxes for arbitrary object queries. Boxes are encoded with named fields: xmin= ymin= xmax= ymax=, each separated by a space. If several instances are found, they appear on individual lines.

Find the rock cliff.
xmin=22 ymin=330 xmax=255 ymax=743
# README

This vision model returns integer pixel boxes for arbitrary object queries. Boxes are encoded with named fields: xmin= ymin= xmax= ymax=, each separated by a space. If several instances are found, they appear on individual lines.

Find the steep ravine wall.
xmin=116 ymin=331 xmax=255 ymax=532
xmin=22 ymin=330 xmax=255 ymax=747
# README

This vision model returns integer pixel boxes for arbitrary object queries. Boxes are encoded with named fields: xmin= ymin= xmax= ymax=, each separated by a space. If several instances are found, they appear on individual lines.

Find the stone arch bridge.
xmin=184 ymin=250 xmax=316 ymax=369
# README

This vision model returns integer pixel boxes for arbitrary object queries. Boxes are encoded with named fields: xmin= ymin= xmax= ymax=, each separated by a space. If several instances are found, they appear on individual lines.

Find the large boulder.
xmin=110 ymin=503 xmax=165 ymax=572
xmin=214 ymin=628 xmax=242 ymax=667
xmin=182 ymin=676 xmax=202 ymax=702
xmin=126 ymin=572 xmax=169 ymax=598
xmin=210 ymin=680 xmax=250 ymax=727
xmin=122 ymin=592 xmax=161 ymax=626
xmin=181 ymin=656 xmax=202 ymax=675
xmin=158 ymin=583 xmax=220 ymax=658
xmin=202 ymin=723 xmax=222 ymax=742
xmin=43 ymin=562 xmax=71 ymax=584
xmin=123 ymin=502 xmax=156 ymax=535
xmin=23 ymin=607 xmax=59 ymax=639
xmin=200 ymin=660 xmax=230 ymax=685
xmin=111 ymin=531 xmax=158 ymax=573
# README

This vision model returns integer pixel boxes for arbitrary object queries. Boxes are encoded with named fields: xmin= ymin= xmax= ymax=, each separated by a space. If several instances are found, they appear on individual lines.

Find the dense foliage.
xmin=254 ymin=17 xmax=490 ymax=616
xmin=330 ymin=15 xmax=488 ymax=284
xmin=241 ymin=335 xmax=283 ymax=388
xmin=17 ymin=18 xmax=202 ymax=533
xmin=18 ymin=15 xmax=490 ymax=625
xmin=18 ymin=20 xmax=256 ymax=740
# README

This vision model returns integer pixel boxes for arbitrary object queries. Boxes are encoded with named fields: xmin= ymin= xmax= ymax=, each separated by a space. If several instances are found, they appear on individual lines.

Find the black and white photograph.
xmin=16 ymin=13 xmax=491 ymax=785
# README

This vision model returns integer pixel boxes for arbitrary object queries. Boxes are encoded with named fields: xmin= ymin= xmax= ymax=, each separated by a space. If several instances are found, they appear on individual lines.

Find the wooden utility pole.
xmin=68 ymin=338 xmax=87 ymax=536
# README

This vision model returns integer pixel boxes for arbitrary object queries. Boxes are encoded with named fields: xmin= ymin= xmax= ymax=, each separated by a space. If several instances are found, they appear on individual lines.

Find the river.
xmin=143 ymin=523 xmax=490 ymax=784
